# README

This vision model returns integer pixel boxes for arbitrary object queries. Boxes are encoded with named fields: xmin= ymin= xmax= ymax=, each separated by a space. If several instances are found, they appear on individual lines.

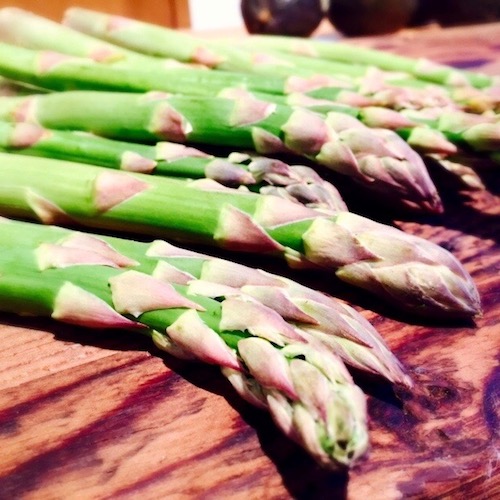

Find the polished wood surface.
xmin=0 ymin=0 xmax=191 ymax=27
xmin=0 ymin=23 xmax=499 ymax=500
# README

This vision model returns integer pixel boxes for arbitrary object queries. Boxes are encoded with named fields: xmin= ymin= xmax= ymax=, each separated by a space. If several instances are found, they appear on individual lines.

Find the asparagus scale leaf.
xmin=0 ymin=216 xmax=374 ymax=469
xmin=0 ymin=152 xmax=481 ymax=318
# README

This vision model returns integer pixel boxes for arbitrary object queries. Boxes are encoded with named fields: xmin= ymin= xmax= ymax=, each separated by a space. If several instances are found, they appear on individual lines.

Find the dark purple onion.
xmin=241 ymin=0 xmax=325 ymax=37
xmin=327 ymin=0 xmax=417 ymax=37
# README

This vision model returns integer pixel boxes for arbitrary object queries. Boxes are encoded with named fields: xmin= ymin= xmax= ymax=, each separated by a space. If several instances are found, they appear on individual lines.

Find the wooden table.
xmin=0 ymin=23 xmax=499 ymax=500
xmin=5 ymin=1 xmax=191 ymax=28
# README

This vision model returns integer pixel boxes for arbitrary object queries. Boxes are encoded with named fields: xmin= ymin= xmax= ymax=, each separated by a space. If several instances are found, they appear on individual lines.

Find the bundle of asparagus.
xmin=0 ymin=40 xmax=479 ymax=160
xmin=0 ymin=89 xmax=442 ymax=213
xmin=1 ymin=216 xmax=387 ymax=468
xmin=60 ymin=7 xmax=500 ymax=113
xmin=0 ymin=3 xmax=491 ymax=474
xmin=0 ymin=30 xmax=496 ymax=200
xmin=0 ymin=152 xmax=480 ymax=318
xmin=0 ymin=122 xmax=346 ymax=213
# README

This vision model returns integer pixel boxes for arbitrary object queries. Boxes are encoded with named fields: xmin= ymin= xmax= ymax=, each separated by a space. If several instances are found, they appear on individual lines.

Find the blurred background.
xmin=1 ymin=0 xmax=499 ymax=34
xmin=0 ymin=0 xmax=243 ymax=29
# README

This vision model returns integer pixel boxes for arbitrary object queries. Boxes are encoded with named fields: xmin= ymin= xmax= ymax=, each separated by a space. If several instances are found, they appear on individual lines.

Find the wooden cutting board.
xmin=0 ymin=22 xmax=499 ymax=500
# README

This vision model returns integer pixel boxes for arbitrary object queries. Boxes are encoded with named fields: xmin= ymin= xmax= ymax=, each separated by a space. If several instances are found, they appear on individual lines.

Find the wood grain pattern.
xmin=0 ymin=0 xmax=191 ymax=27
xmin=0 ymin=23 xmax=499 ymax=500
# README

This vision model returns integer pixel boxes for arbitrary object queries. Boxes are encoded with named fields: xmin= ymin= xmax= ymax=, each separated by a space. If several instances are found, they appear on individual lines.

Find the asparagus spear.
xmin=3 ymin=7 xmax=495 ymax=114
xmin=0 ymin=39 xmax=491 ymax=159
xmin=274 ymin=92 xmax=500 ymax=155
xmin=0 ymin=41 xmax=459 ymax=160
xmin=62 ymin=7 xmax=498 ymax=113
xmin=61 ymin=7 xmax=367 ymax=78
xmin=0 ymin=7 xmax=165 ymax=68
xmin=0 ymin=216 xmax=371 ymax=468
xmin=0 ymin=152 xmax=481 ymax=318
xmin=0 ymin=90 xmax=442 ymax=212
xmin=2 ymin=216 xmax=411 ymax=386
xmin=0 ymin=122 xmax=346 ymax=213
xmin=0 ymin=40 xmax=299 ymax=98
xmin=228 ymin=34 xmax=494 ymax=90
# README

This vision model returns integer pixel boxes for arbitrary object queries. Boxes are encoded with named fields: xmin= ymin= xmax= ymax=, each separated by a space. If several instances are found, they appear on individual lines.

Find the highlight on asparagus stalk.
xmin=0 ymin=152 xmax=481 ymax=318
xmin=0 ymin=89 xmax=442 ymax=213
xmin=0 ymin=121 xmax=346 ymax=213
xmin=0 ymin=216 xmax=374 ymax=469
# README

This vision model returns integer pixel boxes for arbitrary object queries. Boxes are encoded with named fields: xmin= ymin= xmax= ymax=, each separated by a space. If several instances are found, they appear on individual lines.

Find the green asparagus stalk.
xmin=61 ymin=7 xmax=367 ymax=78
xmin=0 ymin=216 xmax=372 ymax=468
xmin=2 ymin=216 xmax=412 ymax=386
xmin=228 ymin=34 xmax=494 ymax=90
xmin=0 ymin=7 xmax=171 ymax=68
xmin=62 ymin=7 xmax=499 ymax=113
xmin=0 ymin=152 xmax=481 ymax=318
xmin=0 ymin=40 xmax=299 ymax=98
xmin=0 ymin=38 xmax=489 ymax=159
xmin=0 ymin=41 xmax=460 ymax=160
xmin=0 ymin=121 xmax=346 ymax=213
xmin=0 ymin=35 xmax=461 ymax=119
xmin=3 ymin=8 xmax=495 ymax=114
xmin=0 ymin=90 xmax=442 ymax=212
